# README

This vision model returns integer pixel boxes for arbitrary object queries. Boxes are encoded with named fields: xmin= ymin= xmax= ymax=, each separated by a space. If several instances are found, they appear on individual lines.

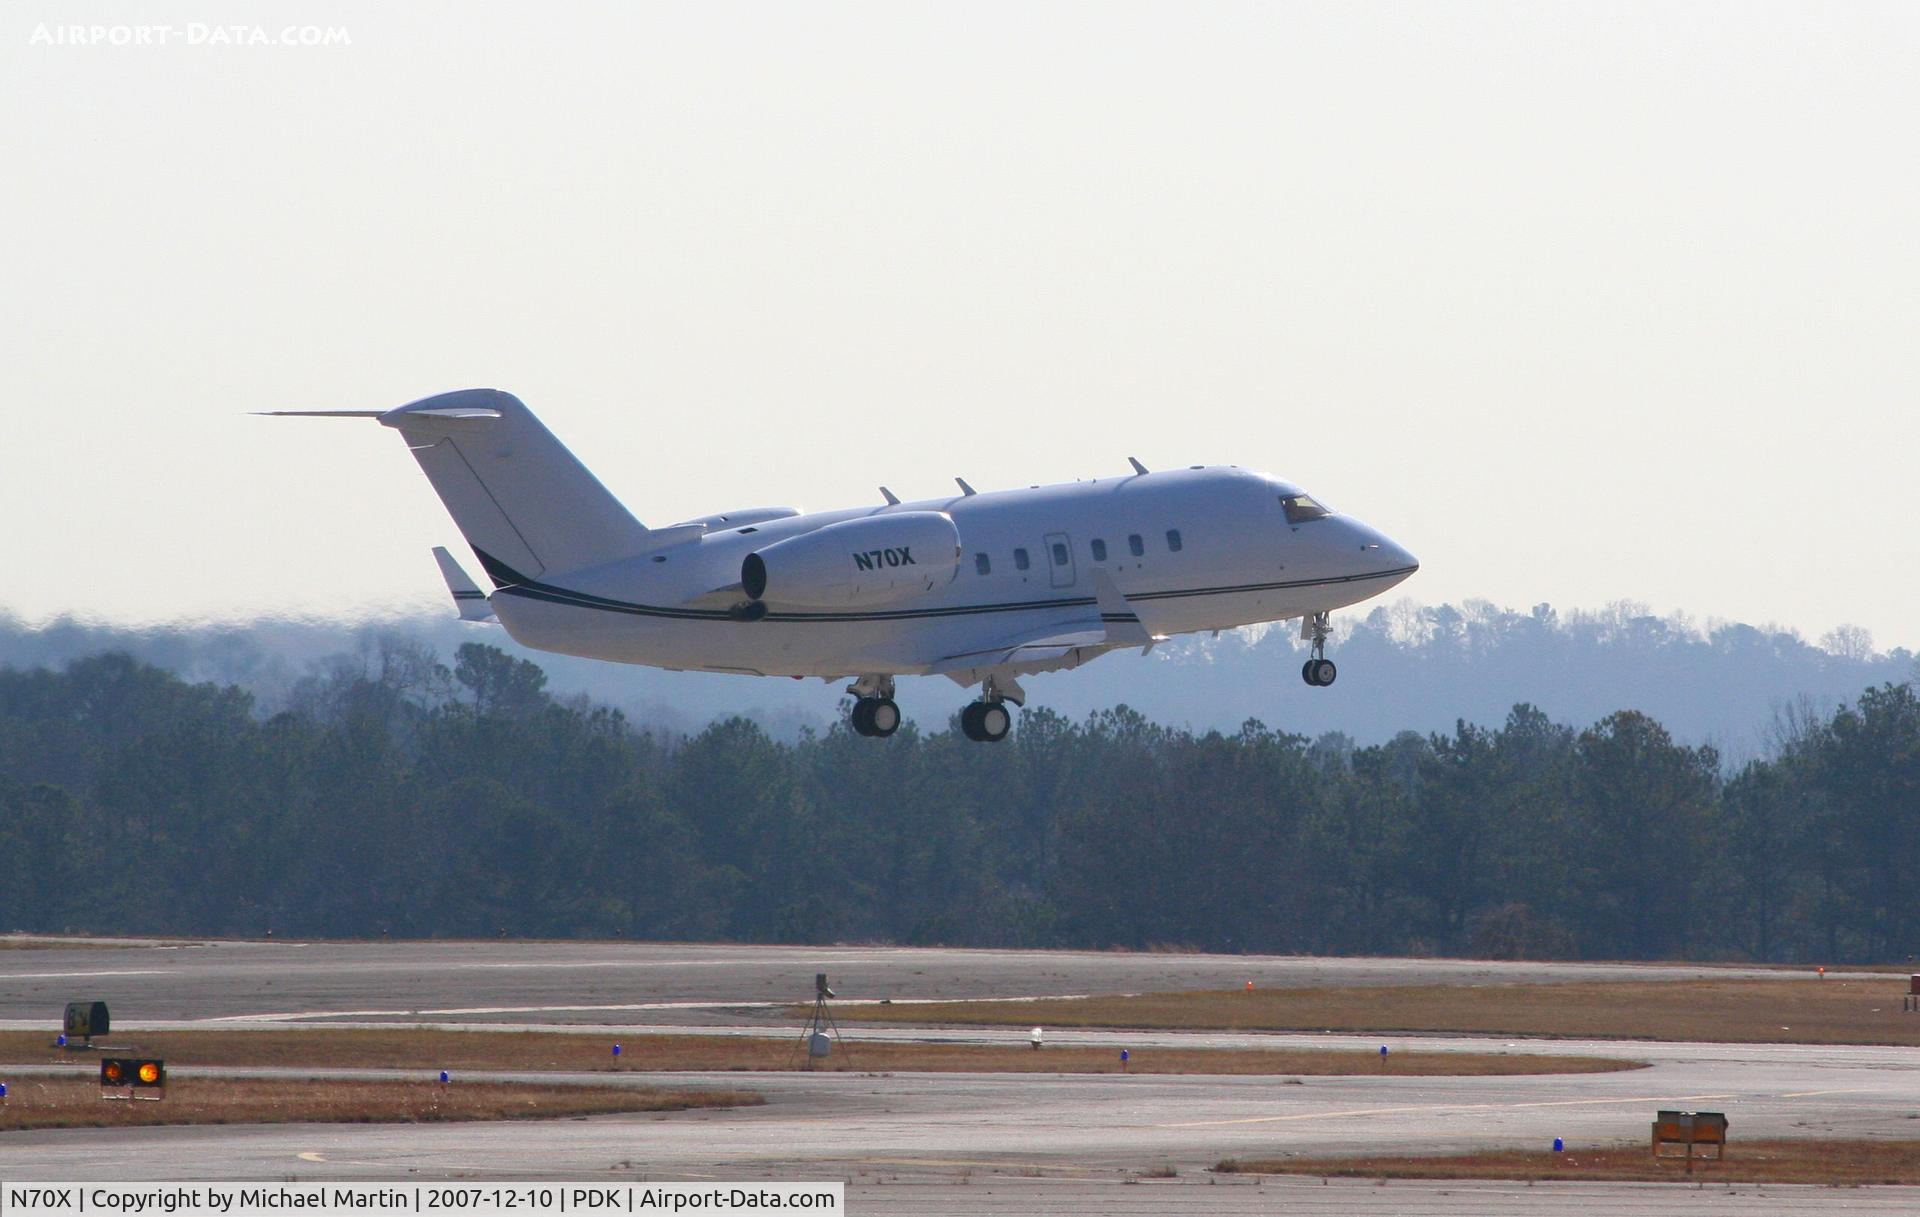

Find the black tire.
xmin=978 ymin=702 xmax=1012 ymax=743
xmin=959 ymin=702 xmax=986 ymax=741
xmin=868 ymin=698 xmax=900 ymax=738
xmin=850 ymin=699 xmax=876 ymax=736
xmin=1302 ymin=660 xmax=1317 ymax=687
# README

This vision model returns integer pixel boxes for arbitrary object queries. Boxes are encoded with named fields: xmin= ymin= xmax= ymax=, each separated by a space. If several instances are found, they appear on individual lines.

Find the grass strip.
xmin=835 ymin=977 xmax=1920 ymax=1045
xmin=1217 ymin=1138 xmax=1920 ymax=1185
xmin=0 ymin=1075 xmax=758 ymax=1132
xmin=0 ymin=1029 xmax=1637 ymax=1076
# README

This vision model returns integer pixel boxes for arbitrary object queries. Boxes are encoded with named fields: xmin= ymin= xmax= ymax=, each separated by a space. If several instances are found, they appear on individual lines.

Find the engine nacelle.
xmin=741 ymin=512 xmax=960 ymax=608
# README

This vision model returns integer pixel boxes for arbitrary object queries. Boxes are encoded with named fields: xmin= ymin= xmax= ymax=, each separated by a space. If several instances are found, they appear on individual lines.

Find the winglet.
xmin=1127 ymin=457 xmax=1148 ymax=476
xmin=433 ymin=547 xmax=497 ymax=622
xmin=880 ymin=486 xmax=901 ymax=506
xmin=955 ymin=477 xmax=978 ymax=496
xmin=1091 ymin=569 xmax=1156 ymax=647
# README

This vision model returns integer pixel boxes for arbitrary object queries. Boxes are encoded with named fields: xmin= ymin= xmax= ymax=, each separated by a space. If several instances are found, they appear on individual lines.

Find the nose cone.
xmin=1349 ymin=521 xmax=1419 ymax=583
xmin=1379 ymin=536 xmax=1419 ymax=573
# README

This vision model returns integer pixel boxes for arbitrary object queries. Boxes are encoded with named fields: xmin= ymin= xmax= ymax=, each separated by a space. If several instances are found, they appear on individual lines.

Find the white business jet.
xmin=266 ymin=389 xmax=1417 ymax=742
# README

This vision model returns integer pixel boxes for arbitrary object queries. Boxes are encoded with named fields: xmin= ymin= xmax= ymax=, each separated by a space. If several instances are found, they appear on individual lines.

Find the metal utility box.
xmin=64 ymin=1001 xmax=109 ymax=1041
xmin=1652 ymin=1110 xmax=1727 ymax=1166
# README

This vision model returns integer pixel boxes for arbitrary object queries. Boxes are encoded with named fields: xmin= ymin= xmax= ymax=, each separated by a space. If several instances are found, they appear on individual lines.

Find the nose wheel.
xmin=1300 ymin=611 xmax=1337 ymax=687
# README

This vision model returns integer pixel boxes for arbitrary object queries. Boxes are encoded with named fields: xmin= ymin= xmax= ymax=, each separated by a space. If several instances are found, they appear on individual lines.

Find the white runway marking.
xmin=201 ymin=1000 xmax=791 ymax=1023
xmin=5 ymin=969 xmax=169 ymax=979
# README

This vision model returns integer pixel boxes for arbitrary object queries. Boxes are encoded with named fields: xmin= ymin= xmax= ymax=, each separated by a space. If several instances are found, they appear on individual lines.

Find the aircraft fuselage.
xmin=488 ymin=466 xmax=1416 ymax=679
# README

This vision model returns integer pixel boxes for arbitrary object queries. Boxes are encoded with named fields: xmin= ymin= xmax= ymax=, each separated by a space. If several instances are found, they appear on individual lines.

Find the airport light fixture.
xmin=100 ymin=1057 xmax=165 ymax=1100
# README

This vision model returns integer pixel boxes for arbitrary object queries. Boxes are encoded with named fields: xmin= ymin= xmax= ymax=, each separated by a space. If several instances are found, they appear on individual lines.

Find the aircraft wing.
xmin=931 ymin=572 xmax=1165 ymax=686
xmin=679 ymin=582 xmax=748 ymax=609
xmin=930 ymin=624 xmax=1112 ymax=677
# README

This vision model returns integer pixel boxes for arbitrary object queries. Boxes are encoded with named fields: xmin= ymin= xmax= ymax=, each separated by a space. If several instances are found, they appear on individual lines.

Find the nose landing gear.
xmin=1301 ymin=611 xmax=1337 ymax=687
xmin=847 ymin=676 xmax=900 ymax=738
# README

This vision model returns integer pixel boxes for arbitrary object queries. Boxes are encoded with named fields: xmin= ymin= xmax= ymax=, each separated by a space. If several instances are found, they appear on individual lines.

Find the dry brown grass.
xmin=1217 ymin=1139 xmax=1920 ymax=1185
xmin=0 ymin=1076 xmax=758 ymax=1132
xmin=0 ymin=1029 xmax=1636 ymax=1076
xmin=840 ymin=977 xmax=1920 ymax=1045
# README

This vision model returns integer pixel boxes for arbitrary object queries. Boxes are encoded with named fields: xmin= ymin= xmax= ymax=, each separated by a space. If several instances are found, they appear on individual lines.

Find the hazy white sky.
xmin=4 ymin=2 xmax=1915 ymax=647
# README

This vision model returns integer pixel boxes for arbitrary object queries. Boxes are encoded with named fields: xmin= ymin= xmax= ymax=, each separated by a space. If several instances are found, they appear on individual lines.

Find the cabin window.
xmin=1281 ymin=494 xmax=1331 ymax=524
xmin=1128 ymin=534 xmax=1145 ymax=557
xmin=1090 ymin=538 xmax=1107 ymax=561
xmin=1051 ymin=541 xmax=1069 ymax=567
xmin=974 ymin=553 xmax=991 ymax=576
xmin=1014 ymin=547 xmax=1030 ymax=571
xmin=1166 ymin=529 xmax=1183 ymax=553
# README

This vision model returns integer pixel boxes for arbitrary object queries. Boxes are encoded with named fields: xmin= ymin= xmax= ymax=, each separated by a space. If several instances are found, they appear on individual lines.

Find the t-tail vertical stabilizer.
xmin=379 ymin=389 xmax=649 ymax=586
xmin=260 ymin=390 xmax=653 ymax=588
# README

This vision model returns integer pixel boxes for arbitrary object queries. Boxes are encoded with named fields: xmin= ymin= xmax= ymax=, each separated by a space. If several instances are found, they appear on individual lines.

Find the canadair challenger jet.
xmin=266 ymin=390 xmax=1418 ymax=742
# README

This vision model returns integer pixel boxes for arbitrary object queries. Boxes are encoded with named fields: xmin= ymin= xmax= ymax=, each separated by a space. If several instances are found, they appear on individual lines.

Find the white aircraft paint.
xmin=265 ymin=389 xmax=1417 ymax=739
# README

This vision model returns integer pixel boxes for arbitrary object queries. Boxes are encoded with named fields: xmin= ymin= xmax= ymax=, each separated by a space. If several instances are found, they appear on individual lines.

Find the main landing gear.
xmin=1301 ymin=611 xmax=1337 ymax=688
xmin=846 ymin=674 xmax=1020 ymax=742
xmin=959 ymin=673 xmax=1020 ymax=743
xmin=847 ymin=676 xmax=900 ymax=738
xmin=960 ymin=700 xmax=1012 ymax=743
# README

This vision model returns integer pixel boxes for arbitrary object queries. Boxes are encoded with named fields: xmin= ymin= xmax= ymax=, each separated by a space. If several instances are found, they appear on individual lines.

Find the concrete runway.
xmin=3 ymin=939 xmax=1917 ymax=1214
xmin=0 ymin=937 xmax=1857 ymax=1025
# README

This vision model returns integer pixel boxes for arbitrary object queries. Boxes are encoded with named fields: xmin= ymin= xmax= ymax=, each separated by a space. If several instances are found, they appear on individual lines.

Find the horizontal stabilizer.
xmin=252 ymin=410 xmax=384 ymax=417
xmin=433 ymin=546 xmax=496 ymax=622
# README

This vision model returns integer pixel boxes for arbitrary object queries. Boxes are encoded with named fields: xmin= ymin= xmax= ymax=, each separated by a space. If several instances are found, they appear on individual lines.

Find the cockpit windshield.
xmin=1281 ymin=494 xmax=1331 ymax=524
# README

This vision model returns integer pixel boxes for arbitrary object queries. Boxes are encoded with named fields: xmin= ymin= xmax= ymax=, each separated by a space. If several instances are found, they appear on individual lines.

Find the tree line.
xmin=0 ymin=644 xmax=1914 ymax=963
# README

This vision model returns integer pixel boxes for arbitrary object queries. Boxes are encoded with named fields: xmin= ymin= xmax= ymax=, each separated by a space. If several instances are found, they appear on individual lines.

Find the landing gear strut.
xmin=960 ymin=673 xmax=1019 ymax=743
xmin=847 ymin=676 xmax=900 ymax=738
xmin=1301 ymin=611 xmax=1337 ymax=687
